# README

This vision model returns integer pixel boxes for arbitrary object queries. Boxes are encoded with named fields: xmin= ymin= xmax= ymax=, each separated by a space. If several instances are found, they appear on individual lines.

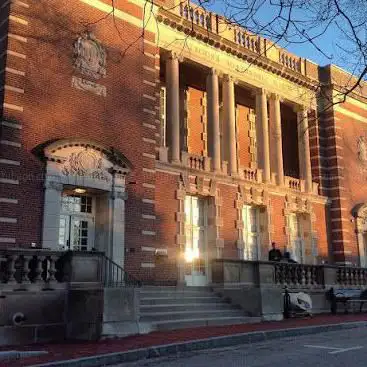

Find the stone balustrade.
xmin=240 ymin=167 xmax=262 ymax=183
xmin=168 ymin=1 xmax=312 ymax=76
xmin=181 ymin=151 xmax=211 ymax=171
xmin=234 ymin=28 xmax=260 ymax=53
xmin=336 ymin=266 xmax=367 ymax=287
xmin=274 ymin=262 xmax=324 ymax=288
xmin=285 ymin=176 xmax=303 ymax=191
xmin=279 ymin=51 xmax=302 ymax=72
xmin=0 ymin=249 xmax=68 ymax=290
xmin=179 ymin=2 xmax=213 ymax=31
xmin=0 ymin=249 xmax=105 ymax=290
xmin=212 ymin=258 xmax=367 ymax=290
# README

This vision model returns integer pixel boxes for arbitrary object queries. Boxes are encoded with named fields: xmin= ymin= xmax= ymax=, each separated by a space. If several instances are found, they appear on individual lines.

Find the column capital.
xmin=293 ymin=104 xmax=309 ymax=114
xmin=166 ymin=50 xmax=184 ymax=63
xmin=269 ymin=93 xmax=283 ymax=102
xmin=222 ymin=74 xmax=236 ymax=84
xmin=208 ymin=67 xmax=218 ymax=76
xmin=253 ymin=87 xmax=268 ymax=97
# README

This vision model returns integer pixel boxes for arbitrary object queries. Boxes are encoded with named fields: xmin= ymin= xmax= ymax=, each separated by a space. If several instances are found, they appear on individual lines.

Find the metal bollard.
xmin=283 ymin=286 xmax=291 ymax=319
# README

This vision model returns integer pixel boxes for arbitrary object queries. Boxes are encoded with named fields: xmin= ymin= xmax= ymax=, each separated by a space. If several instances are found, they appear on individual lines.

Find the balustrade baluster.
xmin=303 ymin=266 xmax=307 ymax=285
xmin=7 ymin=255 xmax=17 ymax=284
xmin=336 ymin=269 xmax=342 ymax=284
xmin=47 ymin=256 xmax=57 ymax=283
xmin=344 ymin=268 xmax=349 ymax=286
xmin=23 ymin=255 xmax=32 ymax=284
xmin=32 ymin=256 xmax=43 ymax=283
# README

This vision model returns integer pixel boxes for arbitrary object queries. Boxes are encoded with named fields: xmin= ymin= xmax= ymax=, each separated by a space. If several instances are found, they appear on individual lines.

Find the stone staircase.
xmin=139 ymin=286 xmax=261 ymax=331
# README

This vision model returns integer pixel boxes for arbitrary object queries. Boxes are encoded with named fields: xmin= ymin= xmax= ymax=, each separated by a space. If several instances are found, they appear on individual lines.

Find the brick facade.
xmin=0 ymin=0 xmax=366 ymax=284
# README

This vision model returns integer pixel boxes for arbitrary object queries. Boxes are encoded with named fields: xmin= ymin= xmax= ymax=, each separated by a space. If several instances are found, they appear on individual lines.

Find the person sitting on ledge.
xmin=282 ymin=246 xmax=297 ymax=263
xmin=268 ymin=242 xmax=282 ymax=262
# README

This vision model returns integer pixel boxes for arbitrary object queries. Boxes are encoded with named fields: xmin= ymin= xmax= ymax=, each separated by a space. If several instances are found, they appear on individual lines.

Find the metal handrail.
xmin=100 ymin=254 xmax=141 ymax=287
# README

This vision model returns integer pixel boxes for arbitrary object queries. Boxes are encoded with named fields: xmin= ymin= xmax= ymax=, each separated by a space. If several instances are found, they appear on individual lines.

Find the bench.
xmin=326 ymin=288 xmax=367 ymax=314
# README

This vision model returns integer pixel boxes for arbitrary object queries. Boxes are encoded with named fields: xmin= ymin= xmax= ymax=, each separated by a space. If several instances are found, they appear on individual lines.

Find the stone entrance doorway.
xmin=39 ymin=139 xmax=131 ymax=266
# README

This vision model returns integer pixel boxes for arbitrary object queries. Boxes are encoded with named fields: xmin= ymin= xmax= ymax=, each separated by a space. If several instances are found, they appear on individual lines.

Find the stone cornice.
xmin=157 ymin=9 xmax=319 ymax=91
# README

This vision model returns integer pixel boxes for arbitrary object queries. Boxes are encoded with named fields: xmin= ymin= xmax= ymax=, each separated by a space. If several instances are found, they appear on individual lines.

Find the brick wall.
xmin=269 ymin=195 xmax=287 ymax=250
xmin=280 ymin=104 xmax=299 ymax=178
xmin=332 ymin=99 xmax=367 ymax=264
xmin=219 ymin=183 xmax=237 ymax=259
xmin=0 ymin=0 xmax=161 ymax=270
xmin=154 ymin=171 xmax=179 ymax=283
xmin=186 ymin=87 xmax=206 ymax=156
xmin=235 ymin=86 xmax=254 ymax=169
xmin=312 ymin=202 xmax=329 ymax=261
xmin=0 ymin=1 xmax=10 ymax=114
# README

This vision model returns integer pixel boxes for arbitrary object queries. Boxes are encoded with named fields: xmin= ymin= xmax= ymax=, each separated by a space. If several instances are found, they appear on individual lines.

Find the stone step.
xmin=140 ymin=290 xmax=214 ymax=298
xmin=141 ymin=286 xmax=212 ymax=292
xmin=140 ymin=296 xmax=222 ymax=306
xmin=151 ymin=316 xmax=262 ymax=331
xmin=140 ymin=309 xmax=245 ymax=322
xmin=140 ymin=302 xmax=238 ymax=313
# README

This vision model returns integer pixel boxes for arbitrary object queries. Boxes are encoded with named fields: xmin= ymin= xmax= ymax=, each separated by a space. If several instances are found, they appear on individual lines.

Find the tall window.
xmin=160 ymin=86 xmax=166 ymax=147
xmin=184 ymin=195 xmax=201 ymax=262
xmin=288 ymin=213 xmax=304 ymax=263
xmin=242 ymin=205 xmax=260 ymax=260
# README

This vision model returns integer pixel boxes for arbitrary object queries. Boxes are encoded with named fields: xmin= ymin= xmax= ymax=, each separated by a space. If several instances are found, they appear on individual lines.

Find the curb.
xmin=31 ymin=321 xmax=367 ymax=367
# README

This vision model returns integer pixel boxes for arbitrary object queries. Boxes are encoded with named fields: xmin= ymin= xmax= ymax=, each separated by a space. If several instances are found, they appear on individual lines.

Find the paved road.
xmin=113 ymin=327 xmax=367 ymax=367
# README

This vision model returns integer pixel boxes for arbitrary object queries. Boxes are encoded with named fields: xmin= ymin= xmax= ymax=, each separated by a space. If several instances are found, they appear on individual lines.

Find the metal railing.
xmin=101 ymin=255 xmax=141 ymax=287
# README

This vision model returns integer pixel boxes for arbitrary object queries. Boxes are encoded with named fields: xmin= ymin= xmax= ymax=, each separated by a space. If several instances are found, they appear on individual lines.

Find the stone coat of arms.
xmin=73 ymin=32 xmax=106 ymax=80
xmin=62 ymin=149 xmax=110 ymax=182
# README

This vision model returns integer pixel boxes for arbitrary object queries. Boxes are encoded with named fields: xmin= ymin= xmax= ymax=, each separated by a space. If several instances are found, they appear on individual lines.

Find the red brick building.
xmin=1 ymin=0 xmax=366 ymax=285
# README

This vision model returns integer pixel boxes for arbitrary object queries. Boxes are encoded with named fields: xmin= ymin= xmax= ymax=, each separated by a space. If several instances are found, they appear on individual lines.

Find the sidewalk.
xmin=4 ymin=313 xmax=367 ymax=367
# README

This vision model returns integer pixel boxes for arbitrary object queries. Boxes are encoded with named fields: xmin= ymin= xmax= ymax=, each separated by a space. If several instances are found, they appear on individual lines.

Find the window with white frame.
xmin=160 ymin=86 xmax=166 ymax=147
xmin=288 ymin=213 xmax=304 ymax=263
xmin=242 ymin=205 xmax=260 ymax=260
xmin=184 ymin=195 xmax=201 ymax=262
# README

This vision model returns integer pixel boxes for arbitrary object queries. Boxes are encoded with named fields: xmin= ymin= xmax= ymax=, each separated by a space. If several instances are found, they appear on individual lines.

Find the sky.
xmin=203 ymin=0 xmax=360 ymax=74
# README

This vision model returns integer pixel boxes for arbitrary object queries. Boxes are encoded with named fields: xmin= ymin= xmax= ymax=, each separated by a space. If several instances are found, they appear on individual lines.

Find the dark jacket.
xmin=268 ymin=248 xmax=282 ymax=262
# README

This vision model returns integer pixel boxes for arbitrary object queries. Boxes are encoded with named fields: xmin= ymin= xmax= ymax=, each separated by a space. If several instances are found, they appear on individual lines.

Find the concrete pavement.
xmin=115 ymin=327 xmax=367 ymax=367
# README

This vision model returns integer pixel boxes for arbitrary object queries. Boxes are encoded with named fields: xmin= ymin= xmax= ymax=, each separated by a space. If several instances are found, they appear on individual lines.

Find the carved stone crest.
xmin=62 ymin=149 xmax=110 ymax=181
xmin=358 ymin=136 xmax=367 ymax=164
xmin=73 ymin=32 xmax=106 ymax=80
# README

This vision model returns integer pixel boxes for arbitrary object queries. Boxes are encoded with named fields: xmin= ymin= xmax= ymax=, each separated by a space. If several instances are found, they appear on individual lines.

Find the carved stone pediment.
xmin=42 ymin=139 xmax=131 ymax=182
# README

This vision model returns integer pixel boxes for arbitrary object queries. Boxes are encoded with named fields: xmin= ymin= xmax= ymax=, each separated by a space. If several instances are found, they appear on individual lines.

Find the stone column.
xmin=255 ymin=88 xmax=271 ymax=183
xmin=166 ymin=52 xmax=180 ymax=163
xmin=223 ymin=74 xmax=237 ymax=175
xmin=297 ymin=107 xmax=312 ymax=192
xmin=42 ymin=180 xmax=63 ymax=250
xmin=269 ymin=94 xmax=284 ymax=185
xmin=207 ymin=68 xmax=221 ymax=172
